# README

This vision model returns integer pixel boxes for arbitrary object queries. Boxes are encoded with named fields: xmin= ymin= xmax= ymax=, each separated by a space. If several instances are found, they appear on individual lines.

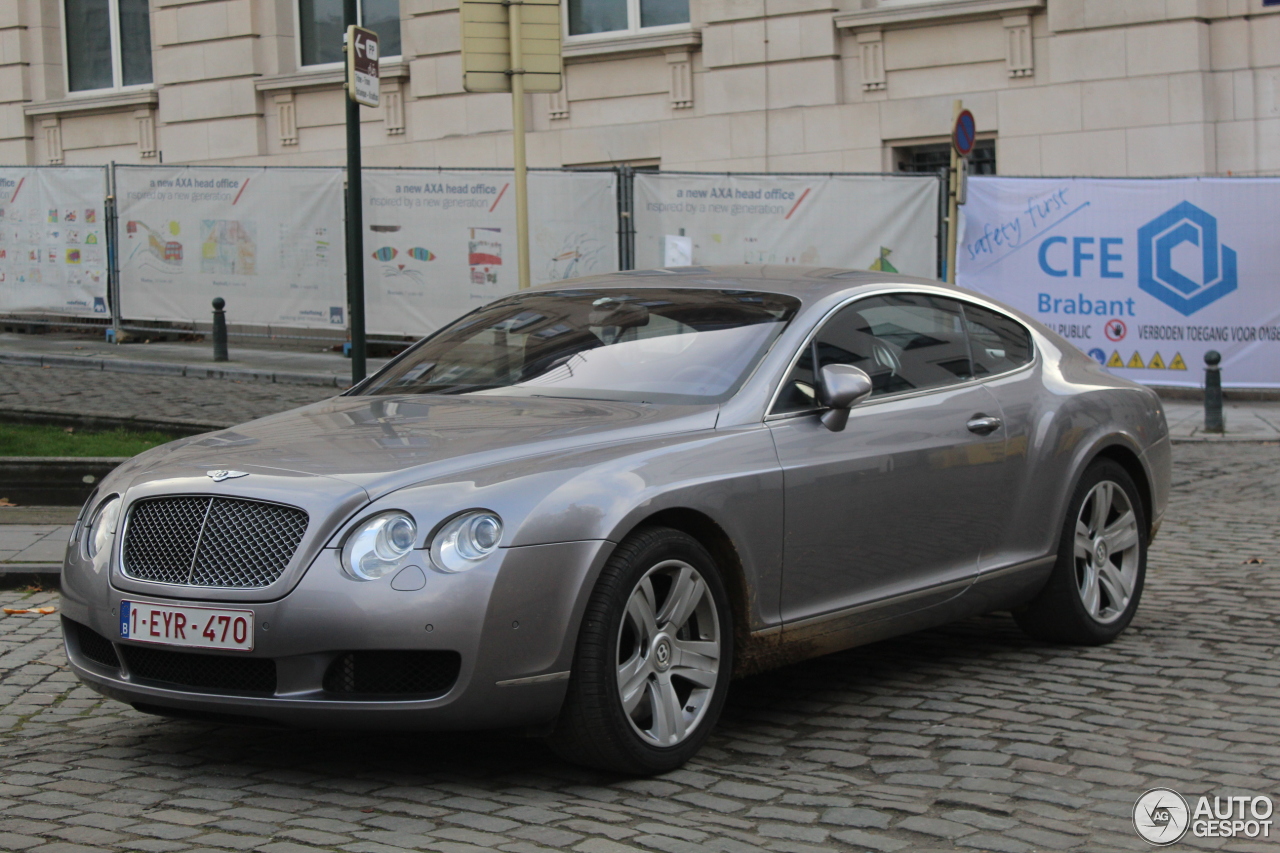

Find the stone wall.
xmin=7 ymin=0 xmax=1280 ymax=175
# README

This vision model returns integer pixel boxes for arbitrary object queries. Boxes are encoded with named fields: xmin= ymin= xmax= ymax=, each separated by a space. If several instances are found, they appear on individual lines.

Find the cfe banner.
xmin=634 ymin=173 xmax=940 ymax=278
xmin=0 ymin=167 xmax=109 ymax=317
xmin=957 ymin=177 xmax=1280 ymax=388
xmin=360 ymin=169 xmax=617 ymax=336
xmin=116 ymin=166 xmax=346 ymax=328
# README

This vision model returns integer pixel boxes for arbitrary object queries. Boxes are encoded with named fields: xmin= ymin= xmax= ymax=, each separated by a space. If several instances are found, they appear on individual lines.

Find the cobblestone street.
xmin=0 ymin=443 xmax=1277 ymax=853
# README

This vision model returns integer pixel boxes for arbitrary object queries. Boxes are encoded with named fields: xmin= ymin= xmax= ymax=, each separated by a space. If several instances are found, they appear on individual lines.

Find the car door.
xmin=960 ymin=300 xmax=1040 ymax=573
xmin=767 ymin=292 xmax=1010 ymax=628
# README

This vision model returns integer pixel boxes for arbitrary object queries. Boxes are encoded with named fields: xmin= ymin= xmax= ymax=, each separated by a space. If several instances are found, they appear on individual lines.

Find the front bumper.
xmin=60 ymin=540 xmax=614 ymax=730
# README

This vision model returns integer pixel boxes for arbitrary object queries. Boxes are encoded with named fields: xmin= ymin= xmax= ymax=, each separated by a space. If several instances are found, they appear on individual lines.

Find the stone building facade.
xmin=3 ymin=0 xmax=1279 ymax=176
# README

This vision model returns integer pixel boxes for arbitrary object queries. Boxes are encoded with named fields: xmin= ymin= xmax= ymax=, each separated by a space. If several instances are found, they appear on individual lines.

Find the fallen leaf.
xmin=64 ymin=426 xmax=75 ymax=434
xmin=1243 ymin=557 xmax=1264 ymax=565
xmin=0 ymin=498 xmax=14 ymax=507
xmin=3 ymin=607 xmax=57 ymax=615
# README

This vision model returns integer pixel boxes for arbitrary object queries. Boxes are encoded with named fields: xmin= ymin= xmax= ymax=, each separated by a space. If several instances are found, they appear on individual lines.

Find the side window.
xmin=963 ymin=303 xmax=1034 ymax=377
xmin=773 ymin=293 xmax=973 ymax=414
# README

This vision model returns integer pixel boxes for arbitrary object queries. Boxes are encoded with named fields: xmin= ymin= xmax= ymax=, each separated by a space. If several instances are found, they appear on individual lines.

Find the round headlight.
xmin=342 ymin=512 xmax=418 ymax=581
xmin=430 ymin=511 xmax=503 ymax=573
xmin=84 ymin=496 xmax=121 ymax=567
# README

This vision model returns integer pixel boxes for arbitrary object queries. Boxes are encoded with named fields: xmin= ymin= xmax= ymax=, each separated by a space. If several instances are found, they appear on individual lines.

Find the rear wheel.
xmin=548 ymin=527 xmax=732 ymax=775
xmin=1015 ymin=459 xmax=1147 ymax=645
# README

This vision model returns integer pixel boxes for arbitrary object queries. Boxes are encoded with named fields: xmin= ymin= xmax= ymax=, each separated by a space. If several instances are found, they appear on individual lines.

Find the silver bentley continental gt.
xmin=61 ymin=267 xmax=1171 ymax=775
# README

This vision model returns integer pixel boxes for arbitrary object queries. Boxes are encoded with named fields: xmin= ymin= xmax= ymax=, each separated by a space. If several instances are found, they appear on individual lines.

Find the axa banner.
xmin=634 ymin=173 xmax=940 ymax=278
xmin=0 ymin=167 xmax=109 ymax=317
xmin=361 ymin=169 xmax=618 ymax=335
xmin=116 ymin=166 xmax=346 ymax=328
xmin=958 ymin=177 xmax=1280 ymax=388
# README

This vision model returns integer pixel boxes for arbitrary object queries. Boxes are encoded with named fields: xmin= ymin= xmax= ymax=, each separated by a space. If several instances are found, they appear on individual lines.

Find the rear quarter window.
xmin=962 ymin=303 xmax=1034 ymax=377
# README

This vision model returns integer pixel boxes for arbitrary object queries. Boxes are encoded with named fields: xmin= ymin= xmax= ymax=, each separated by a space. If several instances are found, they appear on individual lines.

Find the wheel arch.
xmin=1093 ymin=443 xmax=1154 ymax=536
xmin=616 ymin=507 xmax=757 ymax=678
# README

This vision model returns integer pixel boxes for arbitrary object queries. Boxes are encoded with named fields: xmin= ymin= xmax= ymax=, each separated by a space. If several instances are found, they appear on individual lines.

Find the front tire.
xmin=548 ymin=527 xmax=733 ymax=775
xmin=1014 ymin=459 xmax=1147 ymax=645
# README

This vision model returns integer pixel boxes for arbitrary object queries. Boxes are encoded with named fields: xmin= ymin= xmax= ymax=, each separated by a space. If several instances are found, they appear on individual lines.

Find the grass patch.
xmin=0 ymin=423 xmax=179 ymax=457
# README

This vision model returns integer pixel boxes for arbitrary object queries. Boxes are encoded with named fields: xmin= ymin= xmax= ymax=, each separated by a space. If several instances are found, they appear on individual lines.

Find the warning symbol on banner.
xmin=1169 ymin=352 xmax=1188 ymax=370
xmin=1106 ymin=350 xmax=1124 ymax=368
xmin=1127 ymin=351 xmax=1146 ymax=369
xmin=1148 ymin=352 xmax=1166 ymax=370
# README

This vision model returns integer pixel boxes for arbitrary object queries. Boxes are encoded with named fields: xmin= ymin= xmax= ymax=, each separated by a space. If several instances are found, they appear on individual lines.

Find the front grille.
xmin=123 ymin=496 xmax=309 ymax=588
xmin=74 ymin=622 xmax=121 ymax=669
xmin=324 ymin=651 xmax=461 ymax=698
xmin=120 ymin=644 xmax=277 ymax=694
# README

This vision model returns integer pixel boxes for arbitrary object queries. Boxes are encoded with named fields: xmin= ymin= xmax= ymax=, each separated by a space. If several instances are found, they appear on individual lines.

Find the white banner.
xmin=0 ymin=167 xmax=109 ymax=317
xmin=958 ymin=177 xmax=1280 ymax=388
xmin=117 ymin=166 xmax=346 ymax=328
xmin=634 ymin=173 xmax=940 ymax=278
xmin=361 ymin=169 xmax=618 ymax=335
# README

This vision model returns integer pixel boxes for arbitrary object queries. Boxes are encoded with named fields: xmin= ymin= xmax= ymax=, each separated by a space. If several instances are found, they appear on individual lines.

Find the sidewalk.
xmin=1162 ymin=400 xmax=1280 ymax=442
xmin=0 ymin=332 xmax=391 ymax=388
xmin=0 ymin=508 xmax=74 ymax=585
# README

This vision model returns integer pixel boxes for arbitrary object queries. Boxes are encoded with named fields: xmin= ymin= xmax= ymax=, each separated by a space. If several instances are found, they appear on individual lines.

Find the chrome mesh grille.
xmin=123 ymin=496 xmax=308 ymax=588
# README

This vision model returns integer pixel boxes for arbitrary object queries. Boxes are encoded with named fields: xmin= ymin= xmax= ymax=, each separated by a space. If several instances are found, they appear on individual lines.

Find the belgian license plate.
xmin=120 ymin=600 xmax=254 ymax=651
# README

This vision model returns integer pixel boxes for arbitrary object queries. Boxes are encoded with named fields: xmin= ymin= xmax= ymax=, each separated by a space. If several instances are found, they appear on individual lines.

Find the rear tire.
xmin=1014 ymin=459 xmax=1147 ymax=645
xmin=548 ymin=527 xmax=733 ymax=775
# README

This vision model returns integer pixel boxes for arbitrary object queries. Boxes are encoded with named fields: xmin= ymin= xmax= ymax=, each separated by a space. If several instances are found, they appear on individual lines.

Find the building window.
xmin=64 ymin=0 xmax=153 ymax=93
xmin=896 ymin=140 xmax=997 ymax=175
xmin=567 ymin=0 xmax=689 ymax=37
xmin=299 ymin=0 xmax=401 ymax=67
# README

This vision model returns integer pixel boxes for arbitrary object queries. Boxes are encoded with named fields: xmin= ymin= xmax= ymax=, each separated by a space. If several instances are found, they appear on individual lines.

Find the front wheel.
xmin=548 ymin=527 xmax=733 ymax=775
xmin=1014 ymin=459 xmax=1147 ymax=645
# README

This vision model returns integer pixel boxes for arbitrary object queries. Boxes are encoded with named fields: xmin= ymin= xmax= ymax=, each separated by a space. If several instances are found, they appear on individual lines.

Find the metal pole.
xmin=344 ymin=0 xmax=368 ymax=383
xmin=106 ymin=162 xmax=123 ymax=342
xmin=212 ymin=297 xmax=229 ymax=362
xmin=508 ymin=0 xmax=531 ymax=290
xmin=946 ymin=99 xmax=962 ymax=284
xmin=1204 ymin=350 xmax=1224 ymax=434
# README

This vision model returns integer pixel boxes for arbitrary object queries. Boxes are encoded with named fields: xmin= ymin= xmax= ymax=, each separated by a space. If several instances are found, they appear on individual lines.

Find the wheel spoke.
xmin=1098 ymin=560 xmax=1133 ymax=610
xmin=672 ymin=638 xmax=719 ymax=688
xmin=1104 ymin=510 xmax=1139 ymax=553
xmin=1080 ymin=566 xmax=1101 ymax=618
xmin=626 ymin=578 xmax=659 ymax=637
xmin=649 ymin=673 xmax=686 ymax=745
xmin=659 ymin=565 xmax=704 ymax=630
xmin=1074 ymin=531 xmax=1092 ymax=560
xmin=1089 ymin=483 xmax=1111 ymax=534
xmin=617 ymin=649 xmax=652 ymax=714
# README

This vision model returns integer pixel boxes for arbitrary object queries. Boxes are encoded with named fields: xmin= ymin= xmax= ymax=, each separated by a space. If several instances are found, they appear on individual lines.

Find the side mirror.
xmin=818 ymin=364 xmax=873 ymax=431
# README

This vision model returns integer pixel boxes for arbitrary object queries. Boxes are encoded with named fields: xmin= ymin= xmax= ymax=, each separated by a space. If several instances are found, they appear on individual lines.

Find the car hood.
xmin=132 ymin=393 xmax=720 ymax=497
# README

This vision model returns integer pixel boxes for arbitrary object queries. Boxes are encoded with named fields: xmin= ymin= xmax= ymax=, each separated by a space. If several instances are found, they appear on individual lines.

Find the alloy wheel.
xmin=1073 ymin=480 xmax=1141 ymax=624
xmin=616 ymin=559 xmax=722 ymax=747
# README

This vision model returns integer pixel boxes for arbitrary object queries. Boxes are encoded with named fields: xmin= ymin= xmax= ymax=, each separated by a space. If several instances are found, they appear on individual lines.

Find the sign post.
xmin=460 ymin=0 xmax=562 ymax=290
xmin=343 ymin=10 xmax=378 ymax=384
xmin=947 ymin=103 xmax=975 ymax=284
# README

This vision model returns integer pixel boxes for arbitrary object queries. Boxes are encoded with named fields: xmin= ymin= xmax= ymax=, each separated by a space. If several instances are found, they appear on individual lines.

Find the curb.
xmin=0 ymin=405 xmax=229 ymax=434
xmin=0 ymin=565 xmax=60 ymax=590
xmin=0 ymin=351 xmax=352 ymax=389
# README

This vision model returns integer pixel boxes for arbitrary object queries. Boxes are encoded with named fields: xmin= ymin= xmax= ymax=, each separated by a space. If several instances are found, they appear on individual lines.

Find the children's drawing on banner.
xmin=469 ymin=227 xmax=502 ymax=286
xmin=543 ymin=232 xmax=605 ymax=281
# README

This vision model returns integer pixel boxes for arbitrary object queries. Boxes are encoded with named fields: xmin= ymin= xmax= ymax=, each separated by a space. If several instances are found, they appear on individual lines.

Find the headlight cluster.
xmin=341 ymin=509 xmax=502 ymax=580
xmin=82 ymin=495 xmax=121 ymax=571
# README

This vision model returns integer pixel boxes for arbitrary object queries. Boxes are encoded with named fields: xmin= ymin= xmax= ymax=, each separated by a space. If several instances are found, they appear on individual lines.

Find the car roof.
xmin=530 ymin=265 xmax=956 ymax=309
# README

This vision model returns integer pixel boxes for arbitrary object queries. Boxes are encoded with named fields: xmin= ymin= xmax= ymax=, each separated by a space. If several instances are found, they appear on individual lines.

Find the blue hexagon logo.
xmin=1137 ymin=202 xmax=1237 ymax=316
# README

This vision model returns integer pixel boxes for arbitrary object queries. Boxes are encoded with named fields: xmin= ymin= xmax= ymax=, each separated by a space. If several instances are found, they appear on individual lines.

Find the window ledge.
xmin=24 ymin=89 xmax=158 ymax=117
xmin=255 ymin=59 xmax=409 ymax=92
xmin=834 ymin=0 xmax=1044 ymax=30
xmin=563 ymin=28 xmax=700 ymax=60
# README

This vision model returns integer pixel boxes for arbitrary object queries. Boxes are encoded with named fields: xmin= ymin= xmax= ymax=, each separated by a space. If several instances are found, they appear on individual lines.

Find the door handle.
xmin=967 ymin=415 xmax=1002 ymax=435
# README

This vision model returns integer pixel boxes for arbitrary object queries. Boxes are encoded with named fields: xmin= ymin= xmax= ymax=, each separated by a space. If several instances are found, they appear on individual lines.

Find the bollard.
xmin=1204 ymin=350 xmax=1223 ymax=434
xmin=212 ymin=297 xmax=229 ymax=362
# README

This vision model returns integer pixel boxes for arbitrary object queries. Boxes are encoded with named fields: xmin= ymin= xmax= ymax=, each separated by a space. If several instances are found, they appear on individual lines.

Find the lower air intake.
xmin=323 ymin=650 xmax=461 ymax=699
xmin=121 ymin=645 xmax=276 ymax=694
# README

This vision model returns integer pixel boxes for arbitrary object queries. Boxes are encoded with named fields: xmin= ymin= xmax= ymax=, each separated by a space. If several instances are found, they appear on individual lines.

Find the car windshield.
xmin=361 ymin=287 xmax=802 ymax=404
